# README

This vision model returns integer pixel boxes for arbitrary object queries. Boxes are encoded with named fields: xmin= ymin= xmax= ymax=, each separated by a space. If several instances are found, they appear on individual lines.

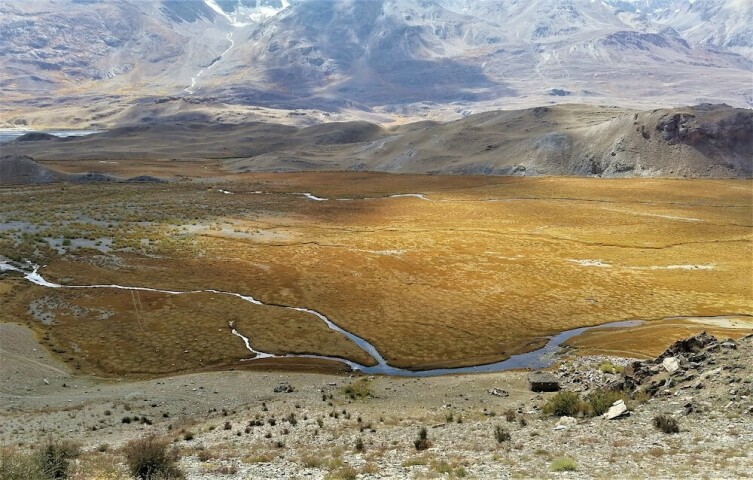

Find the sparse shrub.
xmin=494 ymin=425 xmax=511 ymax=443
xmin=123 ymin=435 xmax=183 ymax=480
xmin=542 ymin=391 xmax=585 ymax=417
xmin=504 ymin=409 xmax=517 ymax=422
xmin=445 ymin=412 xmax=454 ymax=423
xmin=197 ymin=449 xmax=213 ymax=462
xmin=414 ymin=427 xmax=430 ymax=451
xmin=550 ymin=457 xmax=577 ymax=472
xmin=653 ymin=414 xmax=679 ymax=434
xmin=122 ymin=416 xmax=132 ymax=424
xmin=301 ymin=454 xmax=325 ymax=468
xmin=287 ymin=413 xmax=297 ymax=426
xmin=341 ymin=378 xmax=373 ymax=400
xmin=585 ymin=390 xmax=627 ymax=417
xmin=598 ymin=361 xmax=624 ymax=374
xmin=355 ymin=437 xmax=364 ymax=452
xmin=223 ymin=421 xmax=232 ymax=431
xmin=325 ymin=465 xmax=358 ymax=480
xmin=182 ymin=431 xmax=194 ymax=441
xmin=37 ymin=439 xmax=79 ymax=479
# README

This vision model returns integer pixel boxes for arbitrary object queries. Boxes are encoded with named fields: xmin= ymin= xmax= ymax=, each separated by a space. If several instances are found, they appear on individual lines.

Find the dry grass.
xmin=1 ymin=173 xmax=751 ymax=376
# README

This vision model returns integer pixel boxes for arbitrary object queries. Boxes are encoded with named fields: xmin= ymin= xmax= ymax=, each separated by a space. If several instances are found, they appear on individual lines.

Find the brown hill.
xmin=2 ymin=104 xmax=750 ymax=178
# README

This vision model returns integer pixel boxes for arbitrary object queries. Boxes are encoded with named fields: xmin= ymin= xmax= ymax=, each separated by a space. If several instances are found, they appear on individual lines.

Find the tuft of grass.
xmin=123 ymin=435 xmax=183 ymax=480
xmin=300 ymin=454 xmax=325 ymax=468
xmin=653 ymin=414 xmax=680 ymax=434
xmin=550 ymin=457 xmax=578 ymax=472
xmin=340 ymin=378 xmax=373 ymax=400
xmin=494 ymin=425 xmax=511 ymax=443
xmin=0 ymin=447 xmax=45 ymax=480
xmin=325 ymin=465 xmax=358 ymax=480
xmin=402 ymin=455 xmax=430 ymax=467
xmin=598 ymin=361 xmax=624 ymax=374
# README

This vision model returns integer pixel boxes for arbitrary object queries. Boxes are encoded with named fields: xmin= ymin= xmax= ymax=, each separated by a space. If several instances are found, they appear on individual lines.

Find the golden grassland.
xmin=0 ymin=172 xmax=751 ymax=376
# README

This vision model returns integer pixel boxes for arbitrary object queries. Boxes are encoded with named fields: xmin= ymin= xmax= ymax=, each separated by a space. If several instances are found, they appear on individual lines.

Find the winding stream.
xmin=2 ymin=259 xmax=648 ymax=377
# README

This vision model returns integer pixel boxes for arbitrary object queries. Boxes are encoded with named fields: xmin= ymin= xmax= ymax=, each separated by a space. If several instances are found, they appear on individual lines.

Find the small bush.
xmin=123 ymin=435 xmax=183 ymax=480
xmin=504 ymin=409 xmax=517 ymax=422
xmin=550 ymin=457 xmax=577 ymax=472
xmin=598 ymin=361 xmax=624 ymax=374
xmin=414 ymin=427 xmax=430 ymax=451
xmin=585 ymin=390 xmax=627 ymax=417
xmin=653 ymin=414 xmax=679 ymax=434
xmin=37 ymin=439 xmax=79 ymax=479
xmin=542 ymin=391 xmax=585 ymax=417
xmin=494 ymin=425 xmax=511 ymax=443
xmin=340 ymin=378 xmax=373 ymax=400
xmin=355 ymin=437 xmax=364 ymax=452
xmin=223 ymin=421 xmax=232 ymax=431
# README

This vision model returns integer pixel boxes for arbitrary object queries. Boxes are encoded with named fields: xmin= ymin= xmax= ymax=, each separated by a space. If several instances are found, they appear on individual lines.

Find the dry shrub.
xmin=122 ymin=435 xmax=183 ymax=480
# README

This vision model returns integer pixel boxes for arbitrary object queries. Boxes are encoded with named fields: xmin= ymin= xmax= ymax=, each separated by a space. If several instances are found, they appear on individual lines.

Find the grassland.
xmin=1 ymin=171 xmax=751 ymax=377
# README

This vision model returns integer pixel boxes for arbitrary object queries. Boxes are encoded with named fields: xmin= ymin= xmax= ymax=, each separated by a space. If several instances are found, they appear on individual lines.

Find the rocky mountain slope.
xmin=3 ymin=104 xmax=751 ymax=179
xmin=1 ymin=0 xmax=751 ymax=128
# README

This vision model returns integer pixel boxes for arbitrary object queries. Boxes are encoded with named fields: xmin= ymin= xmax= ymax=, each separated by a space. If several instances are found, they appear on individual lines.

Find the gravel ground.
xmin=1 ymin=323 xmax=752 ymax=479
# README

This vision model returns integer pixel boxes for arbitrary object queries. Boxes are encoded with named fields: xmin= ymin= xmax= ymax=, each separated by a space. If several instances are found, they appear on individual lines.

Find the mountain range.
xmin=1 ymin=0 xmax=751 ymax=128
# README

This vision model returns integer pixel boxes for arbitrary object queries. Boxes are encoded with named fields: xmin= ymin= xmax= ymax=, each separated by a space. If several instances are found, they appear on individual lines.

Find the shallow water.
xmin=0 ymin=129 xmax=102 ymax=143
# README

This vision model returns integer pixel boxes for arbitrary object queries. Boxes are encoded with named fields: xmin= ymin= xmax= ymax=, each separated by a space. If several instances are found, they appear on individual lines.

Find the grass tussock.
xmin=340 ymin=378 xmax=374 ymax=400
xmin=122 ymin=435 xmax=183 ymax=480
xmin=550 ymin=457 xmax=578 ymax=472
xmin=653 ymin=414 xmax=680 ymax=434
xmin=543 ymin=389 xmax=631 ymax=417
xmin=494 ymin=425 xmax=511 ymax=443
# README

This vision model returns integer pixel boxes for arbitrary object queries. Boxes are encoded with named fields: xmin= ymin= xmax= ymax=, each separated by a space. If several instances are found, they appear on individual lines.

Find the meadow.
xmin=1 ymin=172 xmax=751 ymax=376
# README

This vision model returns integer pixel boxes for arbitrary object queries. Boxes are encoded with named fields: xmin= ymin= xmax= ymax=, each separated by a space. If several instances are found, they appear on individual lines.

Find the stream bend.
xmin=2 ymin=259 xmax=645 ymax=377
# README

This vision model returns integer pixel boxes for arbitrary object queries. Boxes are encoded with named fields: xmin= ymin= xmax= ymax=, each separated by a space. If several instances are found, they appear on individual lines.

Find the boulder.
xmin=662 ymin=357 xmax=680 ymax=374
xmin=528 ymin=372 xmax=560 ymax=392
xmin=603 ymin=399 xmax=629 ymax=420
xmin=554 ymin=416 xmax=578 ymax=430
xmin=488 ymin=388 xmax=509 ymax=397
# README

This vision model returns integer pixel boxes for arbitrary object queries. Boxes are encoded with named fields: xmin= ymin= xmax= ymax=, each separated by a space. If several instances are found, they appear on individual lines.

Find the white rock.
xmin=662 ymin=357 xmax=679 ymax=373
xmin=555 ymin=416 xmax=578 ymax=430
xmin=603 ymin=399 xmax=629 ymax=420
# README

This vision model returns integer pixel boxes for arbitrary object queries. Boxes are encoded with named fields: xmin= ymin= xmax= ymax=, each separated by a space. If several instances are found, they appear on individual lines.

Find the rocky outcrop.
xmin=528 ymin=372 xmax=560 ymax=392
xmin=622 ymin=332 xmax=740 ymax=396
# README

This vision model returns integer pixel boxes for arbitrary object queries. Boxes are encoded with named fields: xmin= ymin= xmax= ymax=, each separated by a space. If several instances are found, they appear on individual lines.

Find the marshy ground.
xmin=1 ymin=171 xmax=750 ymax=378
